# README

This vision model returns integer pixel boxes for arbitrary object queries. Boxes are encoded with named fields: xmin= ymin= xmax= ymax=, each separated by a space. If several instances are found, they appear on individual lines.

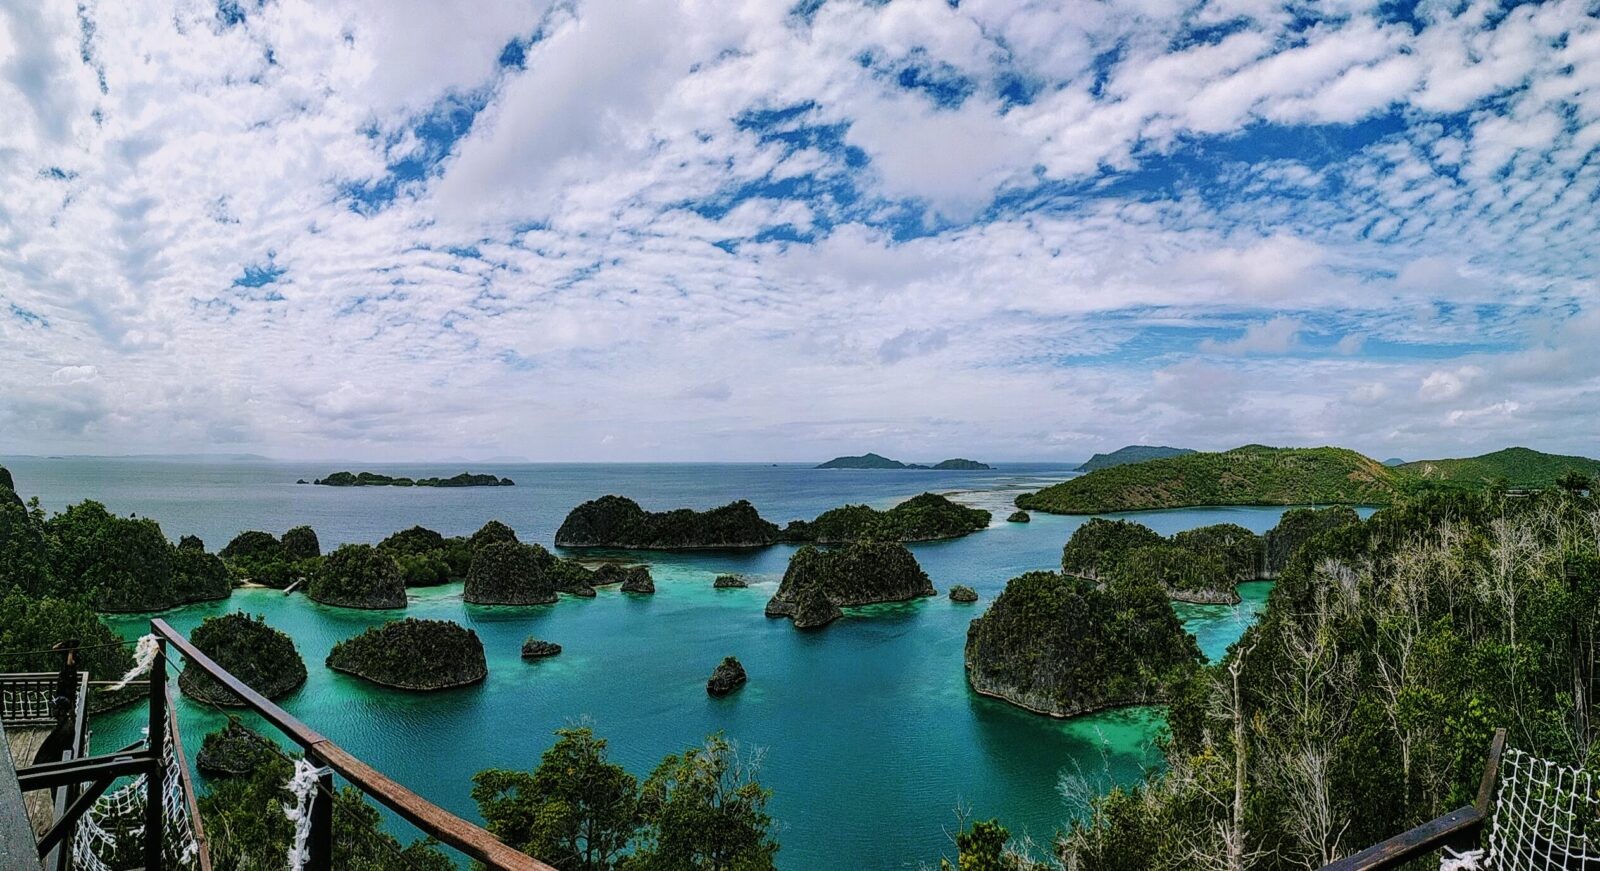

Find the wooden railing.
xmin=1319 ymin=728 xmax=1507 ymax=871
xmin=149 ymin=618 xmax=557 ymax=871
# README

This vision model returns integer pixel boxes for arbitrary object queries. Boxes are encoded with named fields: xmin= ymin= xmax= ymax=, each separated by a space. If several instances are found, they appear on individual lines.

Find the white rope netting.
xmin=283 ymin=757 xmax=321 ymax=871
xmin=0 ymin=685 xmax=54 ymax=720
xmin=68 ymin=727 xmax=201 ymax=871
xmin=1444 ymin=747 xmax=1600 ymax=871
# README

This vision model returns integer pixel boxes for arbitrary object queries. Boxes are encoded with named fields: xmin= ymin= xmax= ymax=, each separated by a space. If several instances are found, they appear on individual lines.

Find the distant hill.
xmin=1382 ymin=458 xmax=1406 ymax=466
xmin=1400 ymin=447 xmax=1600 ymax=488
xmin=1018 ymin=444 xmax=1406 ymax=514
xmin=816 ymin=453 xmax=990 ymax=470
xmin=1075 ymin=445 xmax=1196 ymax=472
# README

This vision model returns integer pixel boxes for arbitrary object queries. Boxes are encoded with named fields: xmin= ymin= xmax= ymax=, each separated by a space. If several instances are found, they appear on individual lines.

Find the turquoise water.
xmin=7 ymin=458 xmax=1305 ymax=869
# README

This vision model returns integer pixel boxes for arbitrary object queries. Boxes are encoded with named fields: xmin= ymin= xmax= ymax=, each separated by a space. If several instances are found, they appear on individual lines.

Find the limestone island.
xmin=197 ymin=721 xmax=277 ymax=777
xmin=949 ymin=585 xmax=978 ymax=602
xmin=782 ymin=492 xmax=989 ymax=544
xmin=465 ymin=541 xmax=559 ymax=605
xmin=766 ymin=541 xmax=935 ymax=629
xmin=327 ymin=619 xmax=488 ymax=691
xmin=814 ymin=453 xmax=991 ymax=470
xmin=713 ymin=574 xmax=749 ymax=588
xmin=707 ymin=656 xmax=747 ymax=697
xmin=1018 ymin=445 xmax=1406 ymax=514
xmin=555 ymin=492 xmax=990 ymax=550
xmin=313 ymin=471 xmax=515 ymax=487
xmin=1074 ymin=445 xmax=1196 ymax=472
xmin=1006 ymin=510 xmax=1030 ymax=523
xmin=308 ymin=544 xmax=407 ymax=609
xmin=521 ymin=638 xmax=562 ymax=659
xmin=220 ymin=527 xmax=322 ymax=590
xmin=178 ymin=613 xmax=307 ymax=706
xmin=556 ymin=496 xmax=781 ymax=549
xmin=965 ymin=571 xmax=1201 ymax=717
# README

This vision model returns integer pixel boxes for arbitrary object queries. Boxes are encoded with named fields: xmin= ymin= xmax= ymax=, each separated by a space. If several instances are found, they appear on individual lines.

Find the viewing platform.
xmin=1 ymin=621 xmax=557 ymax=870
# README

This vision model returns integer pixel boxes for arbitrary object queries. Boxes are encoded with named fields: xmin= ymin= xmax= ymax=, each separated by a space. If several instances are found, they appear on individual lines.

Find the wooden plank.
xmin=7 ymin=728 xmax=54 ymax=838
xmin=1319 ymin=806 xmax=1483 ymax=871
xmin=1476 ymin=727 xmax=1508 ymax=812
xmin=0 ymin=721 xmax=43 ymax=871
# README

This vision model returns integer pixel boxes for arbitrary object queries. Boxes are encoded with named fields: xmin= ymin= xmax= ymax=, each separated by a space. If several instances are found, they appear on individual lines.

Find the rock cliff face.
xmin=556 ymin=496 xmax=781 ymax=549
xmin=178 ymin=613 xmax=307 ymax=705
xmin=964 ymin=572 xmax=1201 ymax=717
xmin=326 ymin=619 xmax=487 ymax=690
xmin=463 ymin=542 xmax=559 ymax=605
xmin=309 ymin=544 xmax=406 ymax=609
xmin=713 ymin=574 xmax=749 ymax=588
xmin=1262 ymin=506 xmax=1362 ymax=577
xmin=706 ymin=656 xmax=747 ymax=696
xmin=765 ymin=541 xmax=934 ymax=629
xmin=619 ymin=566 xmax=655 ymax=594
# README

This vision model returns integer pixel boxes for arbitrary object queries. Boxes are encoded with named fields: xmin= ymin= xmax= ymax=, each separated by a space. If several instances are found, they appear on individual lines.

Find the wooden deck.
xmin=5 ymin=726 xmax=56 ymax=839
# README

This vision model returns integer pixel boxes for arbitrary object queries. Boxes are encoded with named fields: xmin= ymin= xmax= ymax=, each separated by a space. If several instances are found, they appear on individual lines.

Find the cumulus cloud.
xmin=0 ymin=0 xmax=1597 ymax=461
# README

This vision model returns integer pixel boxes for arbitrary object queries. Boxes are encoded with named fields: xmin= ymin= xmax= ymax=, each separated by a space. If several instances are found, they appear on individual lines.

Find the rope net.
xmin=68 ymin=727 xmax=201 ymax=871
xmin=1460 ymin=748 xmax=1600 ymax=870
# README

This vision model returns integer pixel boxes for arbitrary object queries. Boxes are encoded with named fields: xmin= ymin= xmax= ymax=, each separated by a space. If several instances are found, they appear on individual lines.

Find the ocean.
xmin=5 ymin=456 xmax=1299 ymax=869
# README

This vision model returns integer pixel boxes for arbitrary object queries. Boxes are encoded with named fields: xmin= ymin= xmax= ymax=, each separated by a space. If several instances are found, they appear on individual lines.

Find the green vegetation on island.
xmin=197 ymin=724 xmax=453 ymax=869
xmin=327 ymin=618 xmax=487 ymax=690
xmin=178 ymin=613 xmax=307 ymax=706
xmin=785 ymin=492 xmax=990 ymax=543
xmin=1043 ymin=485 xmax=1600 ymax=871
xmin=1006 ymin=510 xmax=1030 ymax=523
xmin=765 ymin=541 xmax=934 ymax=629
xmin=521 ymin=638 xmax=562 ymax=659
xmin=556 ymin=496 xmax=781 ymax=549
xmin=1261 ymin=505 xmax=1362 ymax=577
xmin=815 ymin=453 xmax=991 ymax=470
xmin=713 ymin=574 xmax=749 ymax=588
xmin=196 ymin=720 xmax=277 ymax=777
xmin=472 ymin=726 xmax=777 ymax=871
xmin=1060 ymin=516 xmax=1315 ymax=603
xmin=313 ymin=471 xmax=514 ymax=487
xmin=219 ymin=528 xmax=320 ymax=590
xmin=1074 ymin=444 xmax=1196 ymax=472
xmin=308 ymin=544 xmax=406 ymax=609
xmin=464 ymin=541 xmax=559 ymax=605
xmin=1018 ymin=444 xmax=1405 ymax=513
xmin=949 ymin=584 xmax=979 ymax=602
xmin=963 ymin=570 xmax=1201 ymax=717
xmin=1400 ymin=446 xmax=1600 ymax=488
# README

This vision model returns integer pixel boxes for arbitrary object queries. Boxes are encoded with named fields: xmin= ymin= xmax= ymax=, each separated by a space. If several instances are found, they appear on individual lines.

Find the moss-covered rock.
xmin=619 ymin=566 xmax=655 ymax=594
xmin=555 ymin=496 xmax=781 ymax=549
xmin=794 ymin=493 xmax=990 ymax=543
xmin=1060 ymin=518 xmax=1164 ymax=580
xmin=308 ymin=544 xmax=405 ymax=610
xmin=949 ymin=584 xmax=979 ymax=602
xmin=521 ymin=638 xmax=562 ymax=658
xmin=713 ymin=574 xmax=749 ymax=588
xmin=464 ymin=541 xmax=558 ymax=605
xmin=706 ymin=656 xmax=747 ymax=697
xmin=281 ymin=526 xmax=321 ymax=560
xmin=327 ymin=619 xmax=487 ymax=690
xmin=766 ymin=541 xmax=933 ymax=628
xmin=964 ymin=572 xmax=1201 ymax=717
xmin=1006 ymin=511 xmax=1030 ymax=523
xmin=469 ymin=520 xmax=519 ymax=551
xmin=196 ymin=721 xmax=277 ymax=777
xmin=179 ymin=613 xmax=307 ymax=705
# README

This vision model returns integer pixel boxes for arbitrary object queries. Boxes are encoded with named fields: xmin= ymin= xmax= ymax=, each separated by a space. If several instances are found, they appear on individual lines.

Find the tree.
xmin=44 ymin=500 xmax=177 ymax=611
xmin=626 ymin=734 xmax=778 ymax=871
xmin=472 ymin=727 xmax=641 ymax=871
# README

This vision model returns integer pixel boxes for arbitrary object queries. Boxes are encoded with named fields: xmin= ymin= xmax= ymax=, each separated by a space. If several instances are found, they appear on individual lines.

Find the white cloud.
xmin=1200 ymin=317 xmax=1303 ymax=356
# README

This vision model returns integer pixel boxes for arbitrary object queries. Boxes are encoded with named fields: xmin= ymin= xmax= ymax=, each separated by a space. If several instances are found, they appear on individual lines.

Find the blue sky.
xmin=0 ymin=0 xmax=1597 ymax=462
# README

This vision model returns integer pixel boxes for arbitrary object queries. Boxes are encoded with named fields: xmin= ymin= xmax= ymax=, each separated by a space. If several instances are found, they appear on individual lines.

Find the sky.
xmin=1 ymin=0 xmax=1597 ymax=463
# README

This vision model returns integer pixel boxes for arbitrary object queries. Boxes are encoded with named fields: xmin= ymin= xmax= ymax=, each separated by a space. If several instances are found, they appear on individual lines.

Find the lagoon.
xmin=8 ymin=457 xmax=1299 ymax=869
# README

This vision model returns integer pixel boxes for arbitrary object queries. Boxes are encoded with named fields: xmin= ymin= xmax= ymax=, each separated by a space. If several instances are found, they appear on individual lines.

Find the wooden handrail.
xmin=1319 ymin=728 xmax=1508 ymax=871
xmin=150 ymin=619 xmax=556 ymax=871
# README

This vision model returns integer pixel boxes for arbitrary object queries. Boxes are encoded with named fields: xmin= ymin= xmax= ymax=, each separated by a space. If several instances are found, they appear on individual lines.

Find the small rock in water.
xmin=521 ymin=638 xmax=562 ymax=659
xmin=713 ymin=574 xmax=749 ymax=589
xmin=620 ymin=565 xmax=655 ymax=594
xmin=706 ymin=656 xmax=747 ymax=697
xmin=1007 ymin=510 xmax=1030 ymax=523
xmin=949 ymin=584 xmax=979 ymax=603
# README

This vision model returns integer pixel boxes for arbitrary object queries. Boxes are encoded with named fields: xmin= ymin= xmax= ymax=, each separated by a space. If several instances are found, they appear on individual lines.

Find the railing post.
xmin=308 ymin=756 xmax=335 ymax=870
xmin=145 ymin=635 xmax=167 ymax=871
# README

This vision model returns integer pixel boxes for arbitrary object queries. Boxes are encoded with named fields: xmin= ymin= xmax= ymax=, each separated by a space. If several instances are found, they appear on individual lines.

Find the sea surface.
xmin=4 ymin=457 xmax=1317 ymax=869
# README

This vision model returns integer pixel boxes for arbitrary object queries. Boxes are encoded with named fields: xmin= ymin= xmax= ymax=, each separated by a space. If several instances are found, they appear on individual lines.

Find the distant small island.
xmin=815 ymin=453 xmax=991 ymax=470
xmin=1074 ymin=445 xmax=1195 ymax=472
xmin=312 ymin=471 xmax=515 ymax=487
xmin=783 ymin=493 xmax=990 ymax=543
xmin=326 ymin=619 xmax=487 ymax=690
